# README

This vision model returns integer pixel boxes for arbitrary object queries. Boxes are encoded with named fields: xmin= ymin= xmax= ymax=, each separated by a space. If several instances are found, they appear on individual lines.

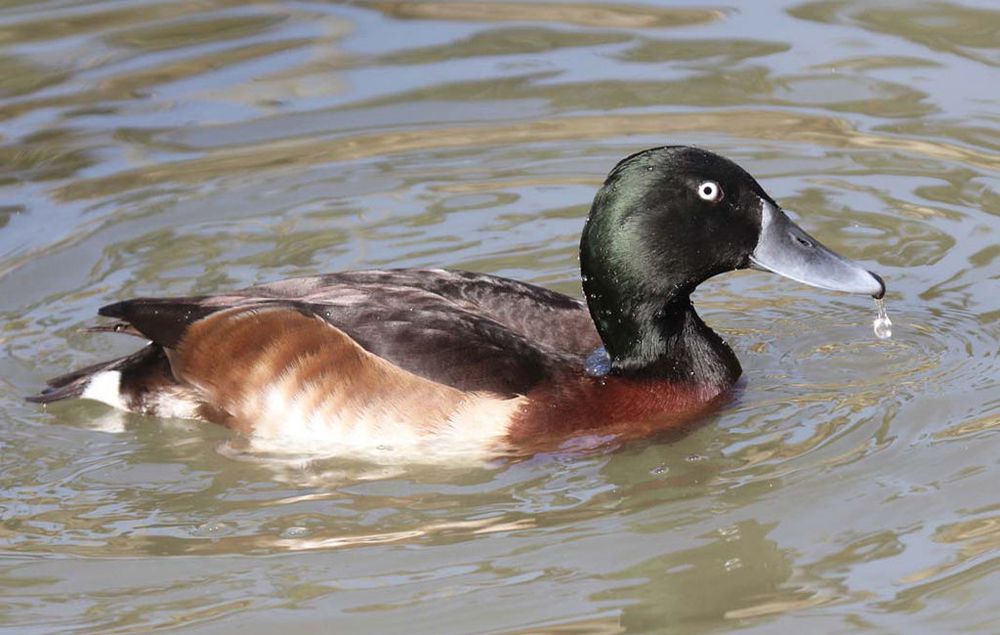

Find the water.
xmin=1 ymin=1 xmax=997 ymax=633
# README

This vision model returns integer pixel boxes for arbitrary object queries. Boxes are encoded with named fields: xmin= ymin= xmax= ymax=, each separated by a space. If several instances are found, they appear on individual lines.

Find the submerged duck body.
xmin=31 ymin=147 xmax=885 ymax=454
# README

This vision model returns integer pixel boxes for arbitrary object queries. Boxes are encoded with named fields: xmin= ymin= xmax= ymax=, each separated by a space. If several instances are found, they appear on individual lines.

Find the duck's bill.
xmin=750 ymin=200 xmax=885 ymax=299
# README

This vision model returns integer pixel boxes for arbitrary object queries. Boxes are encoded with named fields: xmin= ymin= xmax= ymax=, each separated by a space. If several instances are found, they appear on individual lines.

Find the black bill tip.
xmin=869 ymin=271 xmax=886 ymax=299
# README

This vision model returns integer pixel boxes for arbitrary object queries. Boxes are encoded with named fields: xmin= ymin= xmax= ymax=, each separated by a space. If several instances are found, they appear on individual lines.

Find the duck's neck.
xmin=585 ymin=286 xmax=741 ymax=389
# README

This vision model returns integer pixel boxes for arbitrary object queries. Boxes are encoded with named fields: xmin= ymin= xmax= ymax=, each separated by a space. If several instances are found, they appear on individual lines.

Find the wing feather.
xmin=96 ymin=269 xmax=600 ymax=396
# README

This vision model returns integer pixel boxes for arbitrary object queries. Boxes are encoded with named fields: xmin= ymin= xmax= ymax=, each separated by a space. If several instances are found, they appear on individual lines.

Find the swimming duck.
xmin=31 ymin=146 xmax=885 ymax=453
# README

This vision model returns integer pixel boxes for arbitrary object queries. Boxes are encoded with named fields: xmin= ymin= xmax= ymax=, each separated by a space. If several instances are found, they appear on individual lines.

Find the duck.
xmin=30 ymin=146 xmax=885 ymax=454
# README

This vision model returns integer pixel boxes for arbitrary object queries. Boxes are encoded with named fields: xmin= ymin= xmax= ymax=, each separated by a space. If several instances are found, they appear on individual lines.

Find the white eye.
xmin=697 ymin=181 xmax=723 ymax=202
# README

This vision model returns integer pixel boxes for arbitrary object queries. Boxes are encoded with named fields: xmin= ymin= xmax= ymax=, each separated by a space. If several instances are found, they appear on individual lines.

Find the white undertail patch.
xmin=80 ymin=371 xmax=126 ymax=411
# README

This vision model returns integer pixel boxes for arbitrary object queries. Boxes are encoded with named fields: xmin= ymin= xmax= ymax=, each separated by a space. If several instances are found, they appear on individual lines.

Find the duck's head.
xmin=580 ymin=146 xmax=885 ymax=378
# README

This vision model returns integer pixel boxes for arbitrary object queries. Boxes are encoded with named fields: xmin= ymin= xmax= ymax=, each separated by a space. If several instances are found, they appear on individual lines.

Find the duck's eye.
xmin=697 ymin=181 xmax=723 ymax=203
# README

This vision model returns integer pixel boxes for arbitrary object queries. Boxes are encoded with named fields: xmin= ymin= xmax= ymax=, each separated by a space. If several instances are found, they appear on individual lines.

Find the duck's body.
xmin=33 ymin=269 xmax=727 ymax=452
xmin=31 ymin=147 xmax=884 ymax=455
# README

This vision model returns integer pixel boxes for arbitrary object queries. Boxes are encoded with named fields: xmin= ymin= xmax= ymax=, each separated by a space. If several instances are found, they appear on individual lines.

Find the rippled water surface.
xmin=1 ymin=1 xmax=998 ymax=633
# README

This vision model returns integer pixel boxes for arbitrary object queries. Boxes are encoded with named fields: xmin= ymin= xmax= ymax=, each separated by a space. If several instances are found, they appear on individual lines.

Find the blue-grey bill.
xmin=750 ymin=200 xmax=885 ymax=299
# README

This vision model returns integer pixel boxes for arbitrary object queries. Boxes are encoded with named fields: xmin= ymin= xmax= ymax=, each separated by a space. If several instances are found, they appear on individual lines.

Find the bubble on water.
xmin=281 ymin=526 xmax=310 ymax=539
xmin=873 ymin=297 xmax=893 ymax=339
xmin=190 ymin=521 xmax=233 ymax=537
xmin=650 ymin=464 xmax=669 ymax=476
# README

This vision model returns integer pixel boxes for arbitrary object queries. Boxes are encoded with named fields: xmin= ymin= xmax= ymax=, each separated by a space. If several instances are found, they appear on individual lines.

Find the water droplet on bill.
xmin=873 ymin=297 xmax=892 ymax=339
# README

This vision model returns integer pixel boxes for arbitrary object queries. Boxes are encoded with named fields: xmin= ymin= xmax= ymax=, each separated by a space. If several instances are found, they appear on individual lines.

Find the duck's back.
xmin=243 ymin=269 xmax=600 ymax=394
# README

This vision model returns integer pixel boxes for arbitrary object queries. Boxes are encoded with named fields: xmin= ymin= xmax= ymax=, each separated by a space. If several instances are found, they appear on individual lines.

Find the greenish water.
xmin=1 ymin=1 xmax=997 ymax=632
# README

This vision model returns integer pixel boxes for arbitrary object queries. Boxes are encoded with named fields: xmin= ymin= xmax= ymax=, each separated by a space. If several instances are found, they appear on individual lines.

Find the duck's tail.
xmin=27 ymin=344 xmax=174 ymax=410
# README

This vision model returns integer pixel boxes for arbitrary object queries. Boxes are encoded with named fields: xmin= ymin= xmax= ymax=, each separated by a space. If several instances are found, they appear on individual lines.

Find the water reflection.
xmin=0 ymin=0 xmax=997 ymax=632
xmin=603 ymin=520 xmax=798 ymax=630
xmin=379 ymin=26 xmax=632 ymax=64
xmin=361 ymin=1 xmax=726 ymax=28
xmin=790 ymin=1 xmax=1000 ymax=65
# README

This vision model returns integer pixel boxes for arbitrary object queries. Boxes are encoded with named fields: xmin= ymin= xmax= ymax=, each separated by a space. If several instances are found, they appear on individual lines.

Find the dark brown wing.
xmin=247 ymin=269 xmax=599 ymax=354
xmin=98 ymin=269 xmax=601 ymax=396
